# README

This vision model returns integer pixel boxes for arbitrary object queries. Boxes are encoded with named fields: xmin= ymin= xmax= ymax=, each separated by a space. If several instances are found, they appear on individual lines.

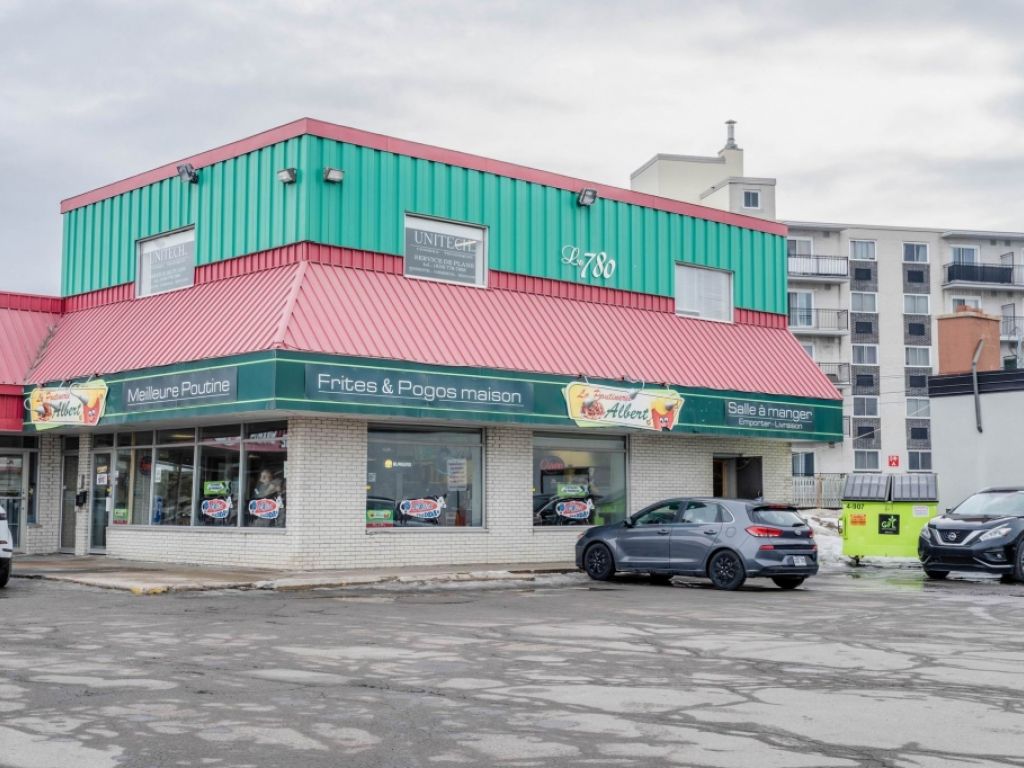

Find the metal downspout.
xmin=972 ymin=339 xmax=984 ymax=433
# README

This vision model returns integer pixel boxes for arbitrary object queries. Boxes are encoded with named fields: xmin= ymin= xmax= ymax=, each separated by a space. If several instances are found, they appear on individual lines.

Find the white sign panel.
xmin=137 ymin=228 xmax=196 ymax=297
xmin=404 ymin=215 xmax=487 ymax=287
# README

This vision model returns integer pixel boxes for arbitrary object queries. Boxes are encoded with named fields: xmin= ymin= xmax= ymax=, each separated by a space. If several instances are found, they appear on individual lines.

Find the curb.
xmin=12 ymin=565 xmax=580 ymax=595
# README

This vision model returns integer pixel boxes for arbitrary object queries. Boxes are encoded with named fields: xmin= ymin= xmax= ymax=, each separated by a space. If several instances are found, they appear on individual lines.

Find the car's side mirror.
xmin=624 ymin=518 xmax=634 ymax=528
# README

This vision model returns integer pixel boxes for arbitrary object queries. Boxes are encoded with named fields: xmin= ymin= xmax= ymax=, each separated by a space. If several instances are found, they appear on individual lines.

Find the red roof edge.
xmin=0 ymin=291 xmax=63 ymax=314
xmin=59 ymin=117 xmax=787 ymax=236
xmin=0 ymin=392 xmax=23 ymax=433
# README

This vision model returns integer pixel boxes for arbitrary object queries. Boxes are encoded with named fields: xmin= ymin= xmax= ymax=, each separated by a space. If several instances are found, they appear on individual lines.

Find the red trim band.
xmin=58 ymin=242 xmax=787 ymax=329
xmin=60 ymin=118 xmax=787 ymax=236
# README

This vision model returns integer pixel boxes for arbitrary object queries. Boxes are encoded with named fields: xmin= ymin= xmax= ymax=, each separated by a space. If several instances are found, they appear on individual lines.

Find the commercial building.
xmin=634 ymin=123 xmax=1024 ymax=501
xmin=0 ymin=118 xmax=840 ymax=568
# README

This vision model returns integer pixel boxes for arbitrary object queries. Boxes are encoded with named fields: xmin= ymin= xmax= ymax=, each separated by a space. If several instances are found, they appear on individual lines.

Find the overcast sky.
xmin=2 ymin=0 xmax=1023 ymax=294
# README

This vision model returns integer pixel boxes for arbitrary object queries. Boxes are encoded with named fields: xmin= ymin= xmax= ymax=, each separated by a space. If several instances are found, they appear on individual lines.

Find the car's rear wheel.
xmin=583 ymin=543 xmax=615 ymax=581
xmin=0 ymin=559 xmax=10 ymax=589
xmin=708 ymin=550 xmax=746 ymax=591
xmin=771 ymin=576 xmax=805 ymax=590
xmin=649 ymin=573 xmax=673 ymax=585
xmin=924 ymin=569 xmax=948 ymax=580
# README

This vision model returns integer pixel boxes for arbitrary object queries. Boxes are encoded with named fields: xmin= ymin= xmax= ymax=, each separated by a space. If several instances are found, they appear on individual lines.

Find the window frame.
xmin=902 ymin=242 xmax=929 ymax=263
xmin=742 ymin=190 xmax=761 ymax=210
xmin=905 ymin=346 xmax=932 ymax=368
xmin=951 ymin=296 xmax=981 ymax=311
xmin=851 ymin=291 xmax=878 ymax=313
xmin=532 ymin=432 xmax=628 ymax=529
xmin=854 ymin=450 xmax=880 ymax=471
xmin=908 ymin=451 xmax=933 ymax=472
xmin=853 ymin=396 xmax=879 ymax=417
xmin=903 ymin=294 xmax=931 ymax=315
xmin=791 ymin=451 xmax=815 ymax=477
xmin=852 ymin=344 xmax=879 ymax=366
xmin=906 ymin=398 xmax=931 ymax=419
xmin=849 ymin=239 xmax=877 ymax=261
xmin=674 ymin=263 xmax=734 ymax=323
xmin=135 ymin=226 xmax=196 ymax=299
xmin=403 ymin=213 xmax=489 ymax=289
xmin=787 ymin=237 xmax=814 ymax=257
xmin=367 ymin=426 xmax=486 ymax=530
xmin=951 ymin=245 xmax=979 ymax=264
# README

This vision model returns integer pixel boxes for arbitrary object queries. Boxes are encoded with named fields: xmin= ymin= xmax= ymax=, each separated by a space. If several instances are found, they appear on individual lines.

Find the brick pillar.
xmin=74 ymin=433 xmax=93 ymax=556
xmin=286 ymin=416 xmax=367 ymax=569
xmin=484 ymin=426 xmax=533 ymax=538
xmin=23 ymin=435 xmax=62 ymax=554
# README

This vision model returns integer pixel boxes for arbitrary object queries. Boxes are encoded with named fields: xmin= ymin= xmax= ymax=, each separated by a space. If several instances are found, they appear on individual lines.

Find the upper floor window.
xmin=136 ymin=228 xmax=196 ymax=298
xmin=787 ymin=238 xmax=813 ymax=257
xmin=851 ymin=292 xmax=877 ymax=313
xmin=903 ymin=243 xmax=929 ymax=263
xmin=404 ymin=214 xmax=487 ymax=288
xmin=742 ymin=190 xmax=761 ymax=210
xmin=904 ymin=294 xmax=930 ymax=315
xmin=952 ymin=296 xmax=981 ymax=311
xmin=850 ymin=240 xmax=876 ymax=261
xmin=951 ymin=245 xmax=979 ymax=264
xmin=853 ymin=344 xmax=879 ymax=365
xmin=675 ymin=264 xmax=733 ymax=322
xmin=905 ymin=346 xmax=932 ymax=367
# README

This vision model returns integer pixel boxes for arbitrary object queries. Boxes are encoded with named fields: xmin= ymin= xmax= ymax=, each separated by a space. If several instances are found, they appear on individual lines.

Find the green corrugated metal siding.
xmin=61 ymin=138 xmax=306 ymax=295
xmin=61 ymin=134 xmax=787 ymax=313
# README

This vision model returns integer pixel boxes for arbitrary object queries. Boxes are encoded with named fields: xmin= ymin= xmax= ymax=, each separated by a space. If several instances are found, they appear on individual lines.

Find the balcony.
xmin=944 ymin=261 xmax=1024 ymax=290
xmin=816 ymin=361 xmax=851 ymax=386
xmin=788 ymin=308 xmax=849 ymax=336
xmin=1001 ymin=316 xmax=1024 ymax=340
xmin=788 ymin=254 xmax=849 ymax=282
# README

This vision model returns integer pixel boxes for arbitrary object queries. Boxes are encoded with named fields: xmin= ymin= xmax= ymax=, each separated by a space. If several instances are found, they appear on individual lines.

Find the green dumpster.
xmin=841 ymin=474 xmax=891 ymax=559
xmin=889 ymin=473 xmax=939 ymax=554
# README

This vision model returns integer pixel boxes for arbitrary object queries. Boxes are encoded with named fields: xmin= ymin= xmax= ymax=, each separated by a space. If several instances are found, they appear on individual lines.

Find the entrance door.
xmin=91 ymin=451 xmax=112 ymax=551
xmin=60 ymin=453 xmax=78 ymax=552
xmin=0 ymin=453 xmax=27 ymax=549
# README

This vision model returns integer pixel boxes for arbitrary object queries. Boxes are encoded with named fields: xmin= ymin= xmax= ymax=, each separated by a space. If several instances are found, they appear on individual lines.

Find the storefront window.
xmin=93 ymin=423 xmax=287 ymax=530
xmin=243 ymin=422 xmax=287 ymax=528
xmin=154 ymin=445 xmax=194 ymax=526
xmin=197 ymin=427 xmax=241 ymax=527
xmin=366 ymin=428 xmax=483 ymax=528
xmin=532 ymin=434 xmax=627 ymax=527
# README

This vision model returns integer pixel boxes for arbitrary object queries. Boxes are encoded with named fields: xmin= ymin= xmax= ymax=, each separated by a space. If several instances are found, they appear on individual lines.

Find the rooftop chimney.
xmin=723 ymin=119 xmax=739 ymax=150
xmin=937 ymin=306 xmax=1001 ymax=375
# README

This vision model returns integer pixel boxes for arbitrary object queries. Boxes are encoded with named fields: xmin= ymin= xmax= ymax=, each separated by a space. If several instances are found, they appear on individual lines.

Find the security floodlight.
xmin=276 ymin=168 xmax=297 ymax=184
xmin=577 ymin=188 xmax=598 ymax=207
xmin=323 ymin=167 xmax=345 ymax=183
xmin=176 ymin=163 xmax=198 ymax=183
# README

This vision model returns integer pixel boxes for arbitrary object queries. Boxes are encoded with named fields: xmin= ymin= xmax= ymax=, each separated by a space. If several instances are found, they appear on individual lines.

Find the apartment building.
xmin=632 ymin=123 xmax=1024 ymax=490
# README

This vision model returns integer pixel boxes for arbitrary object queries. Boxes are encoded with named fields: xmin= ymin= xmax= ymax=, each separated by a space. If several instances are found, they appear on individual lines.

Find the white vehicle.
xmin=0 ymin=504 xmax=12 ymax=588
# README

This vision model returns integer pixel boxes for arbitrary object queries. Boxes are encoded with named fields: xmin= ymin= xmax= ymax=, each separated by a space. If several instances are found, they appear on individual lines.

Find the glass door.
xmin=91 ymin=451 xmax=112 ymax=551
xmin=61 ymin=453 xmax=78 ymax=552
xmin=0 ymin=454 xmax=27 ymax=550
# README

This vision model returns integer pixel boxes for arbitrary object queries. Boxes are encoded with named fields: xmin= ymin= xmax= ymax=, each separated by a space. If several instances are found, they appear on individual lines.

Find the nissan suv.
xmin=919 ymin=488 xmax=1024 ymax=581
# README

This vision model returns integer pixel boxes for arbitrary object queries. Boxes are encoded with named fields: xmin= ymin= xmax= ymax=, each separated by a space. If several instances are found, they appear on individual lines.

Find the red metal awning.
xmin=0 ymin=303 xmax=58 ymax=431
xmin=27 ymin=263 xmax=840 ymax=401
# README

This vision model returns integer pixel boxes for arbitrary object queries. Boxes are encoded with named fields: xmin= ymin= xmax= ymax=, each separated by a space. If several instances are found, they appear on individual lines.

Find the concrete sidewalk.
xmin=10 ymin=554 xmax=577 ymax=595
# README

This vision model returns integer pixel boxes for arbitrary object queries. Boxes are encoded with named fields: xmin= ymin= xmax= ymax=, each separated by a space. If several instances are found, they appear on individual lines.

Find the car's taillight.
xmin=746 ymin=525 xmax=783 ymax=537
xmin=805 ymin=527 xmax=814 ymax=538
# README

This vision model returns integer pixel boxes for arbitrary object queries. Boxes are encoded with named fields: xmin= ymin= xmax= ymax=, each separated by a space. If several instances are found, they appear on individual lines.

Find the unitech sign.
xmin=123 ymin=367 xmax=238 ymax=411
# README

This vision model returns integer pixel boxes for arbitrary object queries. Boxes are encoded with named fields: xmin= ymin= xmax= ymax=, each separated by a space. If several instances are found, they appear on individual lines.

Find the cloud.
xmin=1 ymin=0 xmax=1022 ymax=294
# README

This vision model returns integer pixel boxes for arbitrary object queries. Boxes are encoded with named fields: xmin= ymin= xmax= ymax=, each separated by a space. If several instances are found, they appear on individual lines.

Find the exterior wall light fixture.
xmin=323 ymin=167 xmax=345 ymax=183
xmin=577 ymin=188 xmax=598 ymax=207
xmin=176 ymin=163 xmax=199 ymax=184
xmin=276 ymin=168 xmax=297 ymax=184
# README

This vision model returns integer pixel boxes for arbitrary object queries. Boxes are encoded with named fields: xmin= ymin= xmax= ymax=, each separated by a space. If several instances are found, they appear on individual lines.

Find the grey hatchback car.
xmin=575 ymin=498 xmax=818 ymax=590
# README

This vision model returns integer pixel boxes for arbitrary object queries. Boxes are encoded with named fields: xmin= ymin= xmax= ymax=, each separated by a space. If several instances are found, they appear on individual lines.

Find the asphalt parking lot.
xmin=2 ymin=569 xmax=1024 ymax=768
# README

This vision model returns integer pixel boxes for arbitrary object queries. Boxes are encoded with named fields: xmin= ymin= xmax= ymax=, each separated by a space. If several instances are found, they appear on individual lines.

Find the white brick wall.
xmin=97 ymin=417 xmax=792 ymax=569
xmin=23 ymin=435 xmax=61 ymax=555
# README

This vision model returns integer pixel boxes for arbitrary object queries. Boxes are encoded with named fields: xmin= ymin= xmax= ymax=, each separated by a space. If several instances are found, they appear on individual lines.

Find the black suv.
xmin=919 ymin=488 xmax=1024 ymax=581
